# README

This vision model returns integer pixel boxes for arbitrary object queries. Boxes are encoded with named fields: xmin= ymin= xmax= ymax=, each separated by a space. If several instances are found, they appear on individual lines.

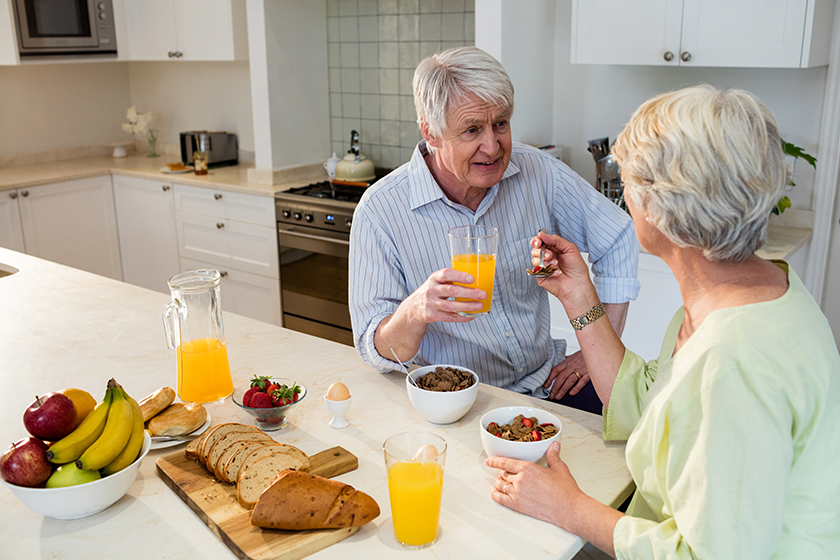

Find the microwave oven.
xmin=13 ymin=0 xmax=117 ymax=57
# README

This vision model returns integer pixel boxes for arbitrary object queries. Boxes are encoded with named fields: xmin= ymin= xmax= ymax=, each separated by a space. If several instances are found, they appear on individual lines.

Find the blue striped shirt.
xmin=348 ymin=142 xmax=640 ymax=397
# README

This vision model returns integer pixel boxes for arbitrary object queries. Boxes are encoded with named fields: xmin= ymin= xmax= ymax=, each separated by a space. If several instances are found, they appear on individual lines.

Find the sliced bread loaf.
xmin=237 ymin=453 xmax=309 ymax=509
xmin=199 ymin=423 xmax=262 ymax=466
xmin=207 ymin=431 xmax=274 ymax=478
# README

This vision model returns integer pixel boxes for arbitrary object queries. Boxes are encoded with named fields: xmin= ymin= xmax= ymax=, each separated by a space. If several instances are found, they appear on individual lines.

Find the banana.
xmin=76 ymin=380 xmax=134 ymax=471
xmin=46 ymin=386 xmax=113 ymax=464
xmin=100 ymin=388 xmax=144 ymax=476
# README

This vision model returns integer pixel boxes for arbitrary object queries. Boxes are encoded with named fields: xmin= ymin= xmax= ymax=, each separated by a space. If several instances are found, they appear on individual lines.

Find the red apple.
xmin=23 ymin=393 xmax=77 ymax=441
xmin=0 ymin=437 xmax=54 ymax=487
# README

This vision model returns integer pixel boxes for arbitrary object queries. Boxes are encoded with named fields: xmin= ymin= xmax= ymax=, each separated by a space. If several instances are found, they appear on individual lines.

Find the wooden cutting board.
xmin=156 ymin=446 xmax=361 ymax=560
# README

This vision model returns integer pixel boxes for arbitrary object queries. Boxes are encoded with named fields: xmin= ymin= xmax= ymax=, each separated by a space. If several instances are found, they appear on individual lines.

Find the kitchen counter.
xmin=0 ymin=247 xmax=633 ymax=560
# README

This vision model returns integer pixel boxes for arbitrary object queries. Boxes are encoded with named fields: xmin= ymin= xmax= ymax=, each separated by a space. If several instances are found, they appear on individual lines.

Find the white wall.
xmin=127 ymin=61 xmax=254 ymax=154
xmin=0 ymin=63 xmax=132 ymax=158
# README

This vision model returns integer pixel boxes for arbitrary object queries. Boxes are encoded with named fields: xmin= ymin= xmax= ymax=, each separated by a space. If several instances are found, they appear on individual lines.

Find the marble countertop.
xmin=0 ymin=247 xmax=633 ymax=560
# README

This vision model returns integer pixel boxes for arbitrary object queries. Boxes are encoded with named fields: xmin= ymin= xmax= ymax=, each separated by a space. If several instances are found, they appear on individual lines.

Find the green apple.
xmin=46 ymin=462 xmax=101 ymax=488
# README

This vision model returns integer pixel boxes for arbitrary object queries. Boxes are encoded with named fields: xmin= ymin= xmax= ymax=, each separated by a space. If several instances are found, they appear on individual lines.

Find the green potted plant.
xmin=774 ymin=140 xmax=817 ymax=215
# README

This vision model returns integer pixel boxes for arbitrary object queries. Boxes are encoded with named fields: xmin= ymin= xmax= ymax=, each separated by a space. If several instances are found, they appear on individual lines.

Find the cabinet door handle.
xmin=663 ymin=51 xmax=674 ymax=62
xmin=162 ymin=185 xmax=170 ymax=192
xmin=176 ymin=51 xmax=183 ymax=58
xmin=681 ymin=51 xmax=692 ymax=62
xmin=214 ymin=193 xmax=223 ymax=200
xmin=9 ymin=191 xmax=17 ymax=199
xmin=168 ymin=51 xmax=176 ymax=58
xmin=216 ymin=222 xmax=225 ymax=229
xmin=21 ymin=190 xmax=29 ymax=197
xmin=219 ymin=271 xmax=228 ymax=278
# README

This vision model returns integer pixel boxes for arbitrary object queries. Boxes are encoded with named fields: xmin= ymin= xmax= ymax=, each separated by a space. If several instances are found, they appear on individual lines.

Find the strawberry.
xmin=265 ymin=383 xmax=280 ymax=396
xmin=250 ymin=374 xmax=273 ymax=391
xmin=249 ymin=392 xmax=274 ymax=408
xmin=270 ymin=382 xmax=302 ymax=407
xmin=521 ymin=417 xmax=534 ymax=428
xmin=541 ymin=422 xmax=554 ymax=428
xmin=531 ymin=430 xmax=541 ymax=441
xmin=242 ymin=386 xmax=260 ymax=407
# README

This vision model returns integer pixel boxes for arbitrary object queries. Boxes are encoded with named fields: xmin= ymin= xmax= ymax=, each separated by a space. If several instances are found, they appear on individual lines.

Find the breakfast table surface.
xmin=0 ymin=247 xmax=633 ymax=560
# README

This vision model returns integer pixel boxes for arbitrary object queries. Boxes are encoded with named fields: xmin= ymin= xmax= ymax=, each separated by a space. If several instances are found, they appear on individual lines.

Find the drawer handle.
xmin=162 ymin=185 xmax=170 ymax=192
xmin=9 ymin=191 xmax=17 ymax=199
xmin=168 ymin=51 xmax=176 ymax=58
xmin=219 ymin=271 xmax=228 ymax=278
xmin=214 ymin=193 xmax=223 ymax=200
xmin=21 ymin=190 xmax=29 ymax=197
xmin=216 ymin=222 xmax=225 ymax=229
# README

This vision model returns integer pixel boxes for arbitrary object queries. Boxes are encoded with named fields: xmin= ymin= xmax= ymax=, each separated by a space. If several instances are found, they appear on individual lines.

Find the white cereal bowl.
xmin=480 ymin=406 xmax=562 ymax=463
xmin=0 ymin=432 xmax=151 ymax=520
xmin=406 ymin=365 xmax=479 ymax=424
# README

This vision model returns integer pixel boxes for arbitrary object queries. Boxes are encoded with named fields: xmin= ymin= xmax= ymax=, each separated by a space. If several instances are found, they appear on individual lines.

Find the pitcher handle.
xmin=162 ymin=301 xmax=181 ymax=350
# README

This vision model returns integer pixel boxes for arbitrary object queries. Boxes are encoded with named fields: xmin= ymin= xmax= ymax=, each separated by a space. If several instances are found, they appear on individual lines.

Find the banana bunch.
xmin=46 ymin=378 xmax=144 ymax=476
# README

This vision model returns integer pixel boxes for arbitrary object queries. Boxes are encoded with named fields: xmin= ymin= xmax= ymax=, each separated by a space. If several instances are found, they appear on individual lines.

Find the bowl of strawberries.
xmin=231 ymin=376 xmax=306 ymax=431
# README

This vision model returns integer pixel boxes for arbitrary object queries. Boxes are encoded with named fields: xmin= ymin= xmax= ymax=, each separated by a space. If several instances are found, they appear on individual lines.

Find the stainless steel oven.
xmin=275 ymin=182 xmax=364 ymax=346
xmin=13 ymin=0 xmax=117 ymax=57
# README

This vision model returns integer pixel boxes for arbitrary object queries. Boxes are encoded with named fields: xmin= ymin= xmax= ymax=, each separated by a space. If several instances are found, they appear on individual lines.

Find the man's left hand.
xmin=544 ymin=350 xmax=590 ymax=400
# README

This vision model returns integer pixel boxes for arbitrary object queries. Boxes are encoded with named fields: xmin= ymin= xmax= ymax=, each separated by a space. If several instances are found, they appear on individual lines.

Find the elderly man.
xmin=348 ymin=47 xmax=639 ymax=413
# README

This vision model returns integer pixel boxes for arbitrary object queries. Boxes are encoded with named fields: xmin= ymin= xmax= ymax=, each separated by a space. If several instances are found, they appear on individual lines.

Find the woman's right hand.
xmin=530 ymin=232 xmax=598 ymax=311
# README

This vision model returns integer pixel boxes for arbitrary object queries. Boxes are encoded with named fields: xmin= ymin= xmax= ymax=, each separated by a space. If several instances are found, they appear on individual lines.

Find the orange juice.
xmin=388 ymin=460 xmax=444 ymax=546
xmin=451 ymin=253 xmax=497 ymax=313
xmin=176 ymin=337 xmax=233 ymax=403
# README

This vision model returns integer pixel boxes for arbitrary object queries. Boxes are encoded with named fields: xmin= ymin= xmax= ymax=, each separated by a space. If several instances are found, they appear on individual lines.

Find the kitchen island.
xmin=0 ymin=247 xmax=633 ymax=560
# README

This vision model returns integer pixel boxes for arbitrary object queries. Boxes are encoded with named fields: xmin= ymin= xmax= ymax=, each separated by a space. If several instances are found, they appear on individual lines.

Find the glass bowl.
xmin=231 ymin=378 xmax=307 ymax=431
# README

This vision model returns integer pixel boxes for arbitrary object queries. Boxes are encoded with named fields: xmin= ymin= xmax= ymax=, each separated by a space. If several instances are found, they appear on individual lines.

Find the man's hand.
xmin=544 ymin=350 xmax=590 ymax=400
xmin=403 ymin=267 xmax=487 ymax=324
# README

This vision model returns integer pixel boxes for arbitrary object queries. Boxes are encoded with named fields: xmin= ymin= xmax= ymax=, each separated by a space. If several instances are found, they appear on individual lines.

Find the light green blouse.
xmin=604 ymin=264 xmax=840 ymax=559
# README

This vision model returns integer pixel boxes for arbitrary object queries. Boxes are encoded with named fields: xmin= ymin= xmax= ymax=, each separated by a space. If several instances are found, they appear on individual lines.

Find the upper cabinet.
xmin=124 ymin=0 xmax=247 ymax=61
xmin=571 ymin=0 xmax=836 ymax=68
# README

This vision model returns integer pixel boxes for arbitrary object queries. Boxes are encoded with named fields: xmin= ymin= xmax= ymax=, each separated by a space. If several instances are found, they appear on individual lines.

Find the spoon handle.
xmin=538 ymin=228 xmax=549 ymax=268
xmin=389 ymin=345 xmax=418 ymax=387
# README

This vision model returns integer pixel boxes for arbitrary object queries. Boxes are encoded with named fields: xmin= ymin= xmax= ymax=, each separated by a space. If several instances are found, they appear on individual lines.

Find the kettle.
xmin=335 ymin=130 xmax=375 ymax=182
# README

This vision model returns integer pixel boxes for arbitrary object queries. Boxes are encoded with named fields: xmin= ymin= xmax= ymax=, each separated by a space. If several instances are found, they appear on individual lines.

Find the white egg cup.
xmin=324 ymin=394 xmax=352 ymax=429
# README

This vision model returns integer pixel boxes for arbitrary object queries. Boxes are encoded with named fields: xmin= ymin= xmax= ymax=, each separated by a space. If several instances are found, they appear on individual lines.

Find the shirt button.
xmin=518 ymin=367 xmax=523 ymax=373
xmin=504 ymin=331 xmax=511 ymax=337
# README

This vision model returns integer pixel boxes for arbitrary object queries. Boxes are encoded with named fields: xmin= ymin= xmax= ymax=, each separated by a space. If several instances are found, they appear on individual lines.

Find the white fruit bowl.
xmin=479 ymin=406 xmax=562 ymax=463
xmin=0 ymin=432 xmax=151 ymax=519
xmin=406 ymin=364 xmax=479 ymax=424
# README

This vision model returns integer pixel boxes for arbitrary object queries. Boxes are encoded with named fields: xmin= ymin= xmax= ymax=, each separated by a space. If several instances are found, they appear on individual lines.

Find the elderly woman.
xmin=487 ymin=85 xmax=840 ymax=558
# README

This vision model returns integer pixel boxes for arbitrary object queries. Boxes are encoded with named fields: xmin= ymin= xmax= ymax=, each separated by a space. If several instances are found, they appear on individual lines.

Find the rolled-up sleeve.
xmin=603 ymin=349 xmax=658 ymax=442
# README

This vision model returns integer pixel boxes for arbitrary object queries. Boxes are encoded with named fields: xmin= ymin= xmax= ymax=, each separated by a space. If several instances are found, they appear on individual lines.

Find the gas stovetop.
xmin=281 ymin=181 xmax=367 ymax=203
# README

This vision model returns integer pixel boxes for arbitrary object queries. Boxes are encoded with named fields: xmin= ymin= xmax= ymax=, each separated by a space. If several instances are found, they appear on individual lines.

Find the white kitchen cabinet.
xmin=14 ymin=176 xmax=123 ymax=280
xmin=112 ymin=175 xmax=180 ymax=294
xmin=0 ymin=190 xmax=25 ymax=252
xmin=571 ymin=0 xmax=835 ymax=68
xmin=180 ymin=256 xmax=282 ymax=326
xmin=550 ymin=252 xmax=682 ymax=361
xmin=124 ymin=0 xmax=247 ymax=61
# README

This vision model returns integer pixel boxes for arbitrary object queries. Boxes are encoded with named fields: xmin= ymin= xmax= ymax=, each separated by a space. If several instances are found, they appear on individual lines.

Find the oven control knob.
xmin=282 ymin=210 xmax=291 ymax=219
xmin=345 ymin=218 xmax=352 ymax=229
xmin=304 ymin=213 xmax=314 ymax=223
xmin=293 ymin=212 xmax=302 ymax=220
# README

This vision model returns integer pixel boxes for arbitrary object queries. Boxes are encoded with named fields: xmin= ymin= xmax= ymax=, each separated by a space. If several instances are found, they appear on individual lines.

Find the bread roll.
xmin=251 ymin=470 xmax=380 ymax=530
xmin=147 ymin=402 xmax=207 ymax=436
xmin=138 ymin=387 xmax=176 ymax=422
xmin=237 ymin=454 xmax=309 ymax=509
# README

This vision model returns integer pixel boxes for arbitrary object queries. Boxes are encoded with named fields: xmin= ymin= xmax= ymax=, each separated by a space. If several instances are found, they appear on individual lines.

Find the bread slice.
xmin=237 ymin=453 xmax=309 ymax=509
xmin=219 ymin=441 xmax=275 ymax=483
xmin=199 ymin=423 xmax=262 ymax=466
xmin=185 ymin=436 xmax=202 ymax=461
xmin=232 ymin=443 xmax=290 ymax=483
xmin=207 ymin=431 xmax=274 ymax=478
xmin=251 ymin=470 xmax=380 ymax=530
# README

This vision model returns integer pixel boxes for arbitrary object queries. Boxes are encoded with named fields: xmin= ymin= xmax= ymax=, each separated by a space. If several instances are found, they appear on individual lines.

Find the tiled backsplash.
xmin=327 ymin=0 xmax=475 ymax=170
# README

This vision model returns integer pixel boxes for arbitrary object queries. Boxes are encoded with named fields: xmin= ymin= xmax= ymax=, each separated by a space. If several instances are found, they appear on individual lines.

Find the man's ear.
xmin=420 ymin=120 xmax=440 ymax=150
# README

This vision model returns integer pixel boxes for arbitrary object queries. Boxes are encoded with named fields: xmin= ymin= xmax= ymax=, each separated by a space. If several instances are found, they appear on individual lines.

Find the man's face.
xmin=426 ymin=95 xmax=512 ymax=192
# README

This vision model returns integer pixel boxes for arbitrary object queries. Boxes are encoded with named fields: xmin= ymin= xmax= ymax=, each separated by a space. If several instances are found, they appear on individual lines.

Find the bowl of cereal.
xmin=406 ymin=364 xmax=479 ymax=424
xmin=479 ymin=406 xmax=562 ymax=462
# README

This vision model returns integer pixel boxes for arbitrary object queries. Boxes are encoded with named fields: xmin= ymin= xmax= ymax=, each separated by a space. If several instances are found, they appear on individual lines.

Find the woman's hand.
xmin=486 ymin=441 xmax=584 ymax=530
xmin=530 ymin=232 xmax=599 ymax=314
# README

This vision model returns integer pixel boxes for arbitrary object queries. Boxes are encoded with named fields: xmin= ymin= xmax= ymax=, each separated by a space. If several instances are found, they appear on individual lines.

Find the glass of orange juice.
xmin=448 ymin=225 xmax=499 ymax=316
xmin=383 ymin=432 xmax=447 ymax=549
xmin=162 ymin=269 xmax=234 ymax=403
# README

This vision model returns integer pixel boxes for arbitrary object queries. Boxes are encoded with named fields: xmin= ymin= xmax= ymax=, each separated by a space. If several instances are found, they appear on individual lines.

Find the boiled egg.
xmin=326 ymin=382 xmax=351 ymax=401
xmin=414 ymin=443 xmax=439 ymax=459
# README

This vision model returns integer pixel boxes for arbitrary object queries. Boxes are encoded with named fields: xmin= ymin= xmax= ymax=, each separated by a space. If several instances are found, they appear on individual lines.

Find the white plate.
xmin=149 ymin=411 xmax=211 ymax=450
xmin=160 ymin=165 xmax=194 ymax=174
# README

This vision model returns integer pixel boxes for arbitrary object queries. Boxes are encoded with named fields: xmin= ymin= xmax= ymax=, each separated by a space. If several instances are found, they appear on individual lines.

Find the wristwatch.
xmin=570 ymin=302 xmax=606 ymax=331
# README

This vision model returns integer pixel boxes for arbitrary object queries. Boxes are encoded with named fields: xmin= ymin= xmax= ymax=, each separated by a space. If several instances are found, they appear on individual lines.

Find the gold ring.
xmin=573 ymin=371 xmax=581 ymax=381
xmin=503 ymin=483 xmax=511 ymax=494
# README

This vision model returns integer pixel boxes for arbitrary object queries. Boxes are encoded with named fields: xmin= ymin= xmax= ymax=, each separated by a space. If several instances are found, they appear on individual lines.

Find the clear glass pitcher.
xmin=162 ymin=269 xmax=233 ymax=403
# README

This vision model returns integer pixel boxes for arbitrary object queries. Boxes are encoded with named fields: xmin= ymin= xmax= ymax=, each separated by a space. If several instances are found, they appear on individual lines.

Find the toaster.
xmin=180 ymin=131 xmax=238 ymax=168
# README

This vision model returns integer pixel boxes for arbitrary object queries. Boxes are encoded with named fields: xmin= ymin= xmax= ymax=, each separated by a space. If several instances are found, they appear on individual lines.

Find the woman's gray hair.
xmin=612 ymin=84 xmax=790 ymax=263
xmin=413 ymin=47 xmax=514 ymax=140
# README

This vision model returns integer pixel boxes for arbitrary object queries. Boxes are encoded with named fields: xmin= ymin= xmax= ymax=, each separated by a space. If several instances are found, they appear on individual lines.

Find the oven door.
xmin=15 ymin=0 xmax=99 ymax=49
xmin=278 ymin=225 xmax=353 ymax=346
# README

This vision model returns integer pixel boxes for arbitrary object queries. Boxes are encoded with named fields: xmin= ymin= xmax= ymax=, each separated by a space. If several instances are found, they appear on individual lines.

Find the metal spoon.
xmin=526 ymin=228 xmax=558 ymax=277
xmin=389 ymin=345 xmax=419 ymax=387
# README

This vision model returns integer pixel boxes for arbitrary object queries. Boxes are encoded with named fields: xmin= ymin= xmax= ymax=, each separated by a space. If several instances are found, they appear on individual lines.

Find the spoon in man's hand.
xmin=526 ymin=228 xmax=558 ymax=277
xmin=389 ymin=345 xmax=419 ymax=387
